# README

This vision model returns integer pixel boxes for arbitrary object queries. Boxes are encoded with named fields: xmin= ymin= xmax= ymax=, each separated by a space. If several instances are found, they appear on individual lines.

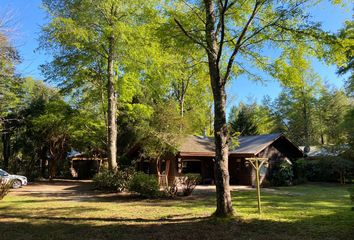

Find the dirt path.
xmin=9 ymin=179 xmax=132 ymax=201
xmin=9 ymin=180 xmax=297 ymax=202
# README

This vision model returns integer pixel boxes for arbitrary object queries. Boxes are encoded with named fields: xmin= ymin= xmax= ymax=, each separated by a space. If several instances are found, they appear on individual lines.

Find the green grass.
xmin=0 ymin=183 xmax=353 ymax=240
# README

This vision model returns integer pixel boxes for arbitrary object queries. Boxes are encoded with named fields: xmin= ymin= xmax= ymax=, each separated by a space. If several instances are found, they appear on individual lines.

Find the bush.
xmin=0 ymin=178 xmax=13 ymax=200
xmin=93 ymin=167 xmax=136 ymax=192
xmin=349 ymin=187 xmax=354 ymax=211
xmin=295 ymin=157 xmax=354 ymax=183
xmin=180 ymin=174 xmax=201 ymax=196
xmin=270 ymin=161 xmax=293 ymax=186
xmin=128 ymin=172 xmax=160 ymax=198
xmin=164 ymin=179 xmax=178 ymax=198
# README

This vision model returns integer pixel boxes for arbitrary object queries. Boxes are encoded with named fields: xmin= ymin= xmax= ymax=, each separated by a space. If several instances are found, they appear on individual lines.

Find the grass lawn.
xmin=0 ymin=183 xmax=353 ymax=240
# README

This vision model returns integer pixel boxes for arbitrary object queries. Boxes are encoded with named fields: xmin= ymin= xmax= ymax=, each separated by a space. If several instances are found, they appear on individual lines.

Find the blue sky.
xmin=1 ymin=0 xmax=353 ymax=107
xmin=1 ymin=0 xmax=49 ymax=79
xmin=227 ymin=1 xmax=353 ymax=107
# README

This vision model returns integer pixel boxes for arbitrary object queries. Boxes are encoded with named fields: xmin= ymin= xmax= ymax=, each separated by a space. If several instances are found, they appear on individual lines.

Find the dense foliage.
xmin=228 ymin=84 xmax=352 ymax=148
xmin=0 ymin=0 xmax=353 ymax=218
xmin=128 ymin=172 xmax=160 ymax=198
xmin=93 ymin=167 xmax=136 ymax=192
xmin=269 ymin=162 xmax=294 ymax=186
xmin=295 ymin=157 xmax=354 ymax=184
xmin=349 ymin=186 xmax=354 ymax=211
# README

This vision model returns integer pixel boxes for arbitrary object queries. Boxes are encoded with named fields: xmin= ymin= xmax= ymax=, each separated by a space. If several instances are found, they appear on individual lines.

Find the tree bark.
xmin=301 ymin=89 xmax=310 ymax=150
xmin=212 ymin=82 xmax=234 ymax=217
xmin=204 ymin=0 xmax=233 ymax=217
xmin=107 ymin=34 xmax=118 ymax=171
xmin=180 ymin=86 xmax=185 ymax=118
xmin=39 ymin=146 xmax=47 ymax=178
xmin=2 ymin=132 xmax=10 ymax=170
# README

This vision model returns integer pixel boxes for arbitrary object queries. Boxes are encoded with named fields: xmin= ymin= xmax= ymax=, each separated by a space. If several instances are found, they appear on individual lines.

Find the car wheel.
xmin=12 ymin=179 xmax=22 ymax=189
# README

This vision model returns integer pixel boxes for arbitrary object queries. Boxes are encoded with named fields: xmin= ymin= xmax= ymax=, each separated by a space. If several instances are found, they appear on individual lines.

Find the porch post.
xmin=177 ymin=158 xmax=182 ymax=174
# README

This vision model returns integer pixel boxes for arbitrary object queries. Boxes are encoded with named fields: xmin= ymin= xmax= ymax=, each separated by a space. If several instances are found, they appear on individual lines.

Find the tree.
xmin=341 ymin=108 xmax=354 ymax=154
xmin=172 ymin=0 xmax=344 ymax=217
xmin=31 ymin=98 xmax=74 ymax=179
xmin=41 ymin=0 xmax=159 ymax=171
xmin=1 ymin=77 xmax=56 ymax=177
xmin=315 ymin=87 xmax=349 ymax=145
xmin=272 ymin=48 xmax=323 ymax=149
xmin=139 ymin=101 xmax=182 ymax=178
xmin=0 ymin=14 xmax=22 ymax=170
xmin=3 ymin=77 xmax=108 ymax=179
xmin=336 ymin=19 xmax=353 ymax=97
xmin=229 ymin=103 xmax=259 ymax=136
xmin=228 ymin=101 xmax=277 ymax=136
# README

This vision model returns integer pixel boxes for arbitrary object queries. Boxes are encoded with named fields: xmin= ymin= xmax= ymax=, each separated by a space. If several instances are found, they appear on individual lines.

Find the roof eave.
xmin=178 ymin=151 xmax=215 ymax=157
xmin=229 ymin=152 xmax=255 ymax=158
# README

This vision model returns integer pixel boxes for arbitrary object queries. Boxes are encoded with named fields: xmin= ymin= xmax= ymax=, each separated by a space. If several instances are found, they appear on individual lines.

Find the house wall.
xmin=140 ymin=140 xmax=300 ymax=186
xmin=165 ymin=156 xmax=215 ymax=185
xmin=167 ymin=145 xmax=285 ymax=186
xmin=200 ymin=158 xmax=214 ymax=184
xmin=228 ymin=144 xmax=290 ymax=186
xmin=72 ymin=160 xmax=100 ymax=179
xmin=257 ymin=144 xmax=287 ymax=179
xmin=229 ymin=158 xmax=252 ymax=185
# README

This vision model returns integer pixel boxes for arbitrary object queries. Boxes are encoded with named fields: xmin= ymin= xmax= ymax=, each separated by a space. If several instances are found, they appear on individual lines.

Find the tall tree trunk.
xmin=180 ymin=92 xmax=184 ymax=118
xmin=179 ymin=94 xmax=185 ymax=132
xmin=107 ymin=35 xmax=118 ymax=171
xmin=205 ymin=0 xmax=233 ymax=217
xmin=212 ymin=82 xmax=233 ymax=217
xmin=39 ymin=146 xmax=47 ymax=178
xmin=302 ymin=90 xmax=310 ymax=150
xmin=320 ymin=132 xmax=324 ymax=145
xmin=2 ymin=132 xmax=10 ymax=170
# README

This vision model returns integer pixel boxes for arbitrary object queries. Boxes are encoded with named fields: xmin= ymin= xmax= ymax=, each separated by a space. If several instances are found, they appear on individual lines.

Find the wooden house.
xmin=136 ymin=133 xmax=303 ymax=186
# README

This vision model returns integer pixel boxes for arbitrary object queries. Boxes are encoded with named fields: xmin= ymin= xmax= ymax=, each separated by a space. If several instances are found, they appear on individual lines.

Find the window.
xmin=0 ymin=169 xmax=9 ymax=177
xmin=182 ymin=160 xmax=201 ymax=174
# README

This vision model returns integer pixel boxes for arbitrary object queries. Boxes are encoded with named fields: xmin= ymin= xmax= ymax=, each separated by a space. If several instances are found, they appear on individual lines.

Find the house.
xmin=136 ymin=133 xmax=303 ymax=186
xmin=68 ymin=152 xmax=107 ymax=179
xmin=298 ymin=146 xmax=341 ymax=159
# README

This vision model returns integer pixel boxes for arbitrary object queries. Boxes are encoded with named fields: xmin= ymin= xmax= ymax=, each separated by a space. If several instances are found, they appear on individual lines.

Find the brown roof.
xmin=178 ymin=133 xmax=303 ymax=157
xmin=178 ymin=135 xmax=215 ymax=157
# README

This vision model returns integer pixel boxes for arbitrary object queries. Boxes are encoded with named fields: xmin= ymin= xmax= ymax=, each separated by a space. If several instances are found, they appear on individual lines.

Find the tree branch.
xmin=174 ymin=18 xmax=208 ymax=51
xmin=216 ymin=0 xmax=228 ymax=64
xmin=223 ymin=0 xmax=262 ymax=83
xmin=181 ymin=0 xmax=206 ymax=24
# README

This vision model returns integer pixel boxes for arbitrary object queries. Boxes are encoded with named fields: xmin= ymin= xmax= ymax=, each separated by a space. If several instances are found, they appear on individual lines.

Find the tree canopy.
xmin=0 ymin=0 xmax=352 ymax=219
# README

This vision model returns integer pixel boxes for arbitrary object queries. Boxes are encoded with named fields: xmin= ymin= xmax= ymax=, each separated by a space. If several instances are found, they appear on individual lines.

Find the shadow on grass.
xmin=0 ymin=211 xmax=353 ymax=240
xmin=0 ymin=213 xmax=208 ymax=223
xmin=2 ymin=182 xmax=353 ymax=240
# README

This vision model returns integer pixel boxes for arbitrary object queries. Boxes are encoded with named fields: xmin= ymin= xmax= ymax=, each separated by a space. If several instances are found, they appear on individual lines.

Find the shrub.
xmin=270 ymin=161 xmax=293 ymax=186
xmin=349 ymin=187 xmax=354 ymax=211
xmin=93 ymin=167 xmax=135 ymax=192
xmin=180 ymin=174 xmax=201 ymax=196
xmin=164 ymin=179 xmax=178 ymax=198
xmin=128 ymin=172 xmax=160 ymax=198
xmin=294 ymin=157 xmax=354 ymax=183
xmin=0 ymin=178 xmax=13 ymax=200
xmin=260 ymin=178 xmax=272 ymax=187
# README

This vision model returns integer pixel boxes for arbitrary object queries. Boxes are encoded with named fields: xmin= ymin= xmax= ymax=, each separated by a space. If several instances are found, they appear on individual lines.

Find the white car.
xmin=0 ymin=169 xmax=28 ymax=189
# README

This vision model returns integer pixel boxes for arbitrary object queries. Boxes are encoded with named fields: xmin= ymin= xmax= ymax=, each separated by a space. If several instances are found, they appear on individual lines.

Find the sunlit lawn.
xmin=0 ymin=183 xmax=353 ymax=240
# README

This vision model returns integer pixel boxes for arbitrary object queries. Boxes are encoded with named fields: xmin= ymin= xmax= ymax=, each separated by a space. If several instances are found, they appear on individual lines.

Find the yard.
xmin=0 ymin=181 xmax=353 ymax=240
